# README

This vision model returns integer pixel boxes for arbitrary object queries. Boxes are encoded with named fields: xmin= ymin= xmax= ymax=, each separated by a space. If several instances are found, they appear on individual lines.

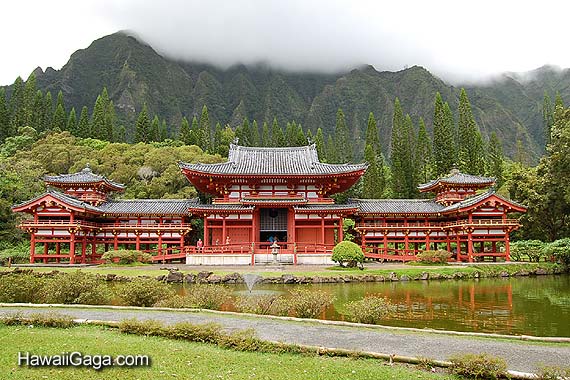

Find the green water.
xmin=178 ymin=275 xmax=570 ymax=337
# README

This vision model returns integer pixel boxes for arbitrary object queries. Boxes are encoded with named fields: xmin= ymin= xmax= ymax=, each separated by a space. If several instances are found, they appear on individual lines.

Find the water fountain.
xmin=242 ymin=273 xmax=261 ymax=293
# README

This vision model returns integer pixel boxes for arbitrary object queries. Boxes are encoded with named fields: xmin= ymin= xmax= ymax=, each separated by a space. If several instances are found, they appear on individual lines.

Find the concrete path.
xmin=2 ymin=305 xmax=569 ymax=373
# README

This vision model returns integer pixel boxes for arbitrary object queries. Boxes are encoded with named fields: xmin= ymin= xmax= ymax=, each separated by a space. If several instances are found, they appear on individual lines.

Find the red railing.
xmin=357 ymin=219 xmax=520 ymax=230
xmin=20 ymin=220 xmax=192 ymax=231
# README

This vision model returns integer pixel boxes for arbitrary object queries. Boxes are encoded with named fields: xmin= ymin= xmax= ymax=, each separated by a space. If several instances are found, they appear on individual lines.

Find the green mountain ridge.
xmin=11 ymin=32 xmax=570 ymax=160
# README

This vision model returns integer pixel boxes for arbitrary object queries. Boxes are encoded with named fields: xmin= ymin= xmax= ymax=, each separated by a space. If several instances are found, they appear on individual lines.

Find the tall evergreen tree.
xmin=487 ymin=132 xmax=504 ymax=187
xmin=261 ymin=121 xmax=270 ymax=147
xmin=433 ymin=92 xmax=455 ymax=176
xmin=135 ymin=104 xmax=151 ymax=143
xmin=9 ymin=77 xmax=25 ymax=130
xmin=190 ymin=115 xmax=199 ymax=146
xmin=91 ymin=95 xmax=106 ymax=140
xmin=41 ymin=91 xmax=53 ymax=132
xmin=23 ymin=73 xmax=37 ymax=127
xmin=553 ymin=92 xmax=565 ymax=129
xmin=457 ymin=88 xmax=485 ymax=174
xmin=514 ymin=139 xmax=529 ymax=166
xmin=67 ymin=107 xmax=77 ymax=135
xmin=295 ymin=123 xmax=307 ymax=146
xmin=51 ymin=103 xmax=66 ymax=131
xmin=31 ymin=90 xmax=43 ymax=130
xmin=179 ymin=117 xmax=191 ymax=145
xmin=415 ymin=118 xmax=433 ymax=184
xmin=390 ymin=99 xmax=417 ymax=198
xmin=315 ymin=128 xmax=325 ymax=160
xmin=115 ymin=125 xmax=126 ymax=143
xmin=77 ymin=106 xmax=90 ymax=138
xmin=271 ymin=118 xmax=285 ymax=147
xmin=334 ymin=108 xmax=352 ymax=163
xmin=362 ymin=144 xmax=384 ymax=198
xmin=150 ymin=115 xmax=160 ymax=142
xmin=198 ymin=105 xmax=211 ymax=152
xmin=543 ymin=91 xmax=554 ymax=146
xmin=285 ymin=122 xmax=295 ymax=145
xmin=160 ymin=120 xmax=168 ymax=141
xmin=251 ymin=120 xmax=260 ymax=146
xmin=213 ymin=122 xmax=222 ymax=153
xmin=105 ymin=101 xmax=115 ymax=141
xmin=240 ymin=117 xmax=251 ymax=146
xmin=326 ymin=134 xmax=338 ymax=163
xmin=0 ymin=89 xmax=10 ymax=142
xmin=365 ymin=112 xmax=380 ymax=154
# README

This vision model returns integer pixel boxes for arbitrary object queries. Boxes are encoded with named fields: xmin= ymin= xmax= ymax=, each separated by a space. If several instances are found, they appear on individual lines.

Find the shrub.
xmin=168 ymin=322 xmax=222 ymax=343
xmin=417 ymin=250 xmax=452 ymax=264
xmin=331 ymin=241 xmax=364 ymax=268
xmin=1 ymin=311 xmax=76 ymax=328
xmin=287 ymin=288 xmax=334 ymax=319
xmin=101 ymin=250 xmax=153 ymax=265
xmin=234 ymin=294 xmax=287 ymax=315
xmin=0 ymin=273 xmax=44 ymax=303
xmin=449 ymin=353 xmax=507 ymax=379
xmin=543 ymin=238 xmax=570 ymax=267
xmin=537 ymin=365 xmax=570 ymax=380
xmin=0 ymin=243 xmax=30 ymax=265
xmin=39 ymin=271 xmax=113 ymax=305
xmin=344 ymin=295 xmax=395 ymax=324
xmin=115 ymin=277 xmax=175 ymax=307
xmin=510 ymin=240 xmax=547 ymax=262
xmin=182 ymin=284 xmax=231 ymax=309
xmin=118 ymin=318 xmax=167 ymax=336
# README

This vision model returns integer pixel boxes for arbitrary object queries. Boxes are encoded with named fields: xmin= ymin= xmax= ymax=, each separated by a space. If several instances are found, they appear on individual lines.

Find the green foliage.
xmin=1 ymin=312 xmax=75 ymax=328
xmin=457 ymin=89 xmax=486 ymax=175
xmin=234 ymin=294 xmax=289 ymax=315
xmin=542 ymin=238 xmax=570 ymax=266
xmin=101 ymin=249 xmax=153 ymax=264
xmin=433 ymin=93 xmax=455 ymax=177
xmin=135 ymin=103 xmax=151 ymax=143
xmin=287 ymin=288 xmax=334 ymax=318
xmin=390 ymin=100 xmax=417 ymax=198
xmin=40 ymin=271 xmax=113 ymax=305
xmin=334 ymin=108 xmax=352 ymax=163
xmin=0 ymin=242 xmax=30 ymax=264
xmin=448 ymin=353 xmax=507 ymax=379
xmin=537 ymin=365 xmax=570 ymax=380
xmin=509 ymin=240 xmax=546 ymax=262
xmin=331 ymin=241 xmax=364 ymax=267
xmin=344 ymin=295 xmax=395 ymax=324
xmin=486 ymin=132 xmax=504 ymax=187
xmin=156 ymin=284 xmax=230 ymax=310
xmin=362 ymin=144 xmax=384 ymax=198
xmin=415 ymin=117 xmax=433 ymax=184
xmin=0 ymin=273 xmax=44 ymax=303
xmin=115 ymin=277 xmax=175 ymax=307
xmin=416 ymin=250 xmax=452 ymax=264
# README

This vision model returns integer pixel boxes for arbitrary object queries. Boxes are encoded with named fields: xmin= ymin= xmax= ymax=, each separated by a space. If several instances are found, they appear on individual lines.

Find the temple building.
xmin=12 ymin=144 xmax=526 ymax=265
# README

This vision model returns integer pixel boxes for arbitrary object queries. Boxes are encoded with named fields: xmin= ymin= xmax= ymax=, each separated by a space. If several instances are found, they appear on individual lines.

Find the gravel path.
xmin=2 ymin=305 xmax=569 ymax=373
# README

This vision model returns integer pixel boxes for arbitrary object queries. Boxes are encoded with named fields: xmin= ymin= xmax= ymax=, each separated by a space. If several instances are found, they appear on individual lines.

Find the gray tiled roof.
xmin=12 ymin=190 xmax=101 ymax=213
xmin=189 ymin=203 xmax=254 ymax=212
xmin=356 ymin=198 xmax=445 ymax=214
xmin=179 ymin=144 xmax=368 ymax=175
xmin=441 ymin=190 xmax=526 ymax=213
xmin=99 ymin=199 xmax=198 ymax=215
xmin=418 ymin=169 xmax=495 ymax=190
xmin=294 ymin=203 xmax=359 ymax=212
xmin=43 ymin=165 xmax=125 ymax=190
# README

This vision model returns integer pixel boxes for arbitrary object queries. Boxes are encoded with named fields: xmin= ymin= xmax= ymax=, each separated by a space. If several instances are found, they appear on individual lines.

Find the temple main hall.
xmin=12 ymin=143 xmax=526 ymax=265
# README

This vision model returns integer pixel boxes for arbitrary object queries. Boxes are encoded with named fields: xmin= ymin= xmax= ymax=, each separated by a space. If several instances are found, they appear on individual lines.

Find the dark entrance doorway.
xmin=259 ymin=208 xmax=288 ymax=243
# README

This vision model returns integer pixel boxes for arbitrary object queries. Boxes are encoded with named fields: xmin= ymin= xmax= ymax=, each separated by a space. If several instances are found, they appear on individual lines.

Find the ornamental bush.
xmin=416 ymin=250 xmax=452 ymax=264
xmin=101 ymin=250 xmax=153 ymax=265
xmin=0 ymin=273 xmax=44 ymax=303
xmin=155 ymin=285 xmax=230 ymax=310
xmin=449 ymin=353 xmax=507 ymax=379
xmin=287 ymin=288 xmax=334 ymax=319
xmin=116 ymin=277 xmax=175 ymax=307
xmin=0 ymin=243 xmax=30 ymax=265
xmin=344 ymin=295 xmax=395 ymax=324
xmin=510 ymin=240 xmax=546 ymax=262
xmin=41 ymin=271 xmax=113 ymax=305
xmin=331 ymin=241 xmax=364 ymax=268
xmin=542 ymin=238 xmax=570 ymax=267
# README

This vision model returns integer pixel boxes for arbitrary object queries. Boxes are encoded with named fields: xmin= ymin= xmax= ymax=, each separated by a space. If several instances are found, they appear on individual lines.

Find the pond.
xmin=176 ymin=275 xmax=570 ymax=337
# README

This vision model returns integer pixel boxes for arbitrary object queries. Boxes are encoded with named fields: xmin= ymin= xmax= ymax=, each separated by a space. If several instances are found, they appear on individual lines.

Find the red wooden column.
xmin=203 ymin=216 xmax=209 ymax=245
xmin=135 ymin=231 xmax=141 ymax=251
xmin=338 ymin=216 xmax=344 ymax=242
xmin=222 ymin=216 xmax=227 ymax=245
xmin=467 ymin=228 xmax=474 ymax=263
xmin=504 ymin=231 xmax=511 ymax=261
xmin=113 ymin=231 xmax=119 ymax=250
xmin=56 ymin=243 xmax=61 ymax=263
xmin=383 ymin=231 xmax=388 ymax=255
xmin=404 ymin=230 xmax=410 ymax=256
xmin=29 ymin=231 xmax=36 ymax=263
xmin=320 ymin=216 xmax=325 ymax=244
xmin=456 ymin=232 xmax=461 ymax=261
xmin=425 ymin=230 xmax=431 ymax=251
xmin=81 ymin=236 xmax=87 ymax=263
xmin=69 ymin=230 xmax=76 ymax=264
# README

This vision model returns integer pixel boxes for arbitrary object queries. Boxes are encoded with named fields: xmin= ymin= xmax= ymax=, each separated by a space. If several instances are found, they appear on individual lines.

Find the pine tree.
xmin=285 ymin=122 xmax=294 ymax=145
xmin=415 ymin=117 xmax=433 ymax=184
xmin=0 ymin=89 xmax=10 ymax=141
xmin=390 ymin=99 xmax=417 ymax=198
xmin=67 ymin=107 xmax=77 ymax=135
xmin=362 ymin=144 xmax=384 ymax=198
xmin=115 ymin=125 xmax=126 ymax=143
xmin=240 ymin=117 xmax=251 ymax=146
xmin=433 ymin=92 xmax=455 ymax=176
xmin=251 ymin=120 xmax=260 ymax=146
xmin=326 ymin=134 xmax=338 ymax=163
xmin=179 ymin=117 xmax=191 ymax=144
xmin=306 ymin=128 xmax=313 ymax=144
xmin=51 ymin=103 xmax=66 ymax=131
xmin=31 ymin=90 xmax=43 ymax=131
xmin=365 ymin=112 xmax=380 ymax=154
xmin=199 ymin=105 xmax=211 ymax=152
xmin=135 ymin=104 xmax=151 ymax=143
xmin=334 ymin=108 xmax=352 ymax=162
xmin=295 ymin=123 xmax=307 ymax=146
xmin=553 ymin=92 xmax=565 ymax=129
xmin=160 ymin=120 xmax=168 ymax=141
xmin=77 ymin=106 xmax=90 ymax=138
xmin=514 ymin=139 xmax=529 ymax=166
xmin=271 ymin=118 xmax=285 ymax=147
xmin=150 ymin=115 xmax=160 ymax=142
xmin=190 ymin=116 xmax=199 ymax=145
xmin=9 ymin=77 xmax=25 ymax=130
xmin=315 ymin=128 xmax=325 ymax=160
xmin=457 ymin=88 xmax=485 ymax=174
xmin=261 ymin=121 xmax=270 ymax=146
xmin=213 ymin=122 xmax=222 ymax=153
xmin=105 ymin=101 xmax=115 ymax=141
xmin=543 ymin=91 xmax=554 ymax=146
xmin=91 ymin=95 xmax=106 ymax=139
xmin=42 ymin=91 xmax=53 ymax=132
xmin=23 ymin=73 xmax=37 ymax=127
xmin=487 ymin=132 xmax=504 ymax=187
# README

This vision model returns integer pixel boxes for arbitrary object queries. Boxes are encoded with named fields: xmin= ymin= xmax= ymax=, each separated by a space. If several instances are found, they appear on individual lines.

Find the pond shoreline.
xmin=2 ymin=262 xmax=566 ymax=284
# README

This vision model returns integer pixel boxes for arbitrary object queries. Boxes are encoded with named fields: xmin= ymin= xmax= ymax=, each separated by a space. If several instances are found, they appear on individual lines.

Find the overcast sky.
xmin=2 ymin=0 xmax=569 ymax=86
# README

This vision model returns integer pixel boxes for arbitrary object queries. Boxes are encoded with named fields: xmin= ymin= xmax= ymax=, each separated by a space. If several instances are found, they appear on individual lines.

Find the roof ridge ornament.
xmin=82 ymin=163 xmax=92 ymax=173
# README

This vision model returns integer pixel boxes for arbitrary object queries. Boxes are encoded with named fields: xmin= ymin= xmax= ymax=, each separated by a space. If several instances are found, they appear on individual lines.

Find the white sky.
xmin=2 ymin=0 xmax=569 ymax=86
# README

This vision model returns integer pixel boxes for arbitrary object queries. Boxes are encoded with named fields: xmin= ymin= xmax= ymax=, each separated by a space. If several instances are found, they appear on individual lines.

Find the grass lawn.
xmin=0 ymin=324 xmax=455 ymax=380
xmin=0 ymin=262 xmax=559 ymax=279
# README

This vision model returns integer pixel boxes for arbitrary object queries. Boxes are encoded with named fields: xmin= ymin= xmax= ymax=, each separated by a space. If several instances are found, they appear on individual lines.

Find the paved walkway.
xmin=2 ymin=305 xmax=569 ymax=373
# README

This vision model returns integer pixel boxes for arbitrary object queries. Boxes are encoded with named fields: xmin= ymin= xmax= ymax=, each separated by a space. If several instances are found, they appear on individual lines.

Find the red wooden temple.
xmin=12 ymin=144 xmax=526 ymax=265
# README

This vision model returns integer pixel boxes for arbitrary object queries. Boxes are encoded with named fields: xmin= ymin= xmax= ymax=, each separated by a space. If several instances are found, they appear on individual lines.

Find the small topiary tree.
xmin=331 ymin=241 xmax=364 ymax=268
xmin=543 ymin=238 xmax=570 ymax=267
xmin=101 ymin=250 xmax=153 ymax=265
xmin=510 ymin=240 xmax=546 ymax=262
